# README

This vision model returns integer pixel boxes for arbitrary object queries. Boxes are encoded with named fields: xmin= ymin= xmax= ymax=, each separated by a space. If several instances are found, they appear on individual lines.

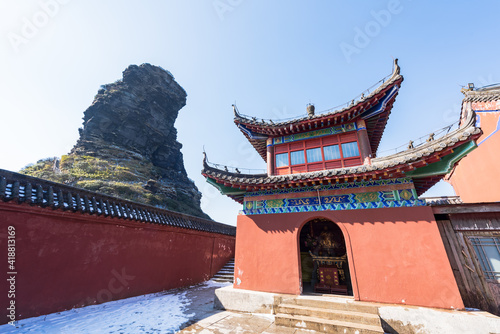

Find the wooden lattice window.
xmin=469 ymin=236 xmax=500 ymax=282
xmin=273 ymin=133 xmax=361 ymax=175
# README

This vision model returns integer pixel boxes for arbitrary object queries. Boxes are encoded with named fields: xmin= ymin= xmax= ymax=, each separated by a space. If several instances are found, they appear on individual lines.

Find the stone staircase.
xmin=275 ymin=295 xmax=385 ymax=334
xmin=211 ymin=258 xmax=234 ymax=283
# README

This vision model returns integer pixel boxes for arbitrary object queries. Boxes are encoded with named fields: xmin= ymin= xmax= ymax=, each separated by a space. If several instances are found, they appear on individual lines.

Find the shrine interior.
xmin=299 ymin=218 xmax=353 ymax=296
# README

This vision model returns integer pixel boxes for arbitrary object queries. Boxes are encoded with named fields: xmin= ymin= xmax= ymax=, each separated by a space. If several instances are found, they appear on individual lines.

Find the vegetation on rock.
xmin=21 ymin=153 xmax=208 ymax=219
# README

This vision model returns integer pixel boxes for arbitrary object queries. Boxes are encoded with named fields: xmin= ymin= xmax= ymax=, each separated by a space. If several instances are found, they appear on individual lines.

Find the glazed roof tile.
xmin=423 ymin=196 xmax=463 ymax=206
xmin=463 ymin=85 xmax=500 ymax=102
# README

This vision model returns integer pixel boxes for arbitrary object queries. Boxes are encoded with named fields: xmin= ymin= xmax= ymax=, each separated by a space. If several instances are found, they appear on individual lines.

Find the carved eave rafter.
xmin=203 ymin=110 xmax=482 ymax=204
xmin=234 ymin=59 xmax=404 ymax=161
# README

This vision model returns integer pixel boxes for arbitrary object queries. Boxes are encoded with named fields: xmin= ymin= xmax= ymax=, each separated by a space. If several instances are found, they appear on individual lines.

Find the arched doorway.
xmin=299 ymin=218 xmax=352 ymax=295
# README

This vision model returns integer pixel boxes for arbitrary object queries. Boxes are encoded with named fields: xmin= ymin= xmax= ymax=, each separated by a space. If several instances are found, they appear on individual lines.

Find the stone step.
xmin=276 ymin=304 xmax=381 ymax=327
xmin=217 ymin=270 xmax=234 ymax=274
xmin=282 ymin=296 xmax=380 ymax=315
xmin=212 ymin=278 xmax=234 ymax=283
xmin=275 ymin=313 xmax=385 ymax=334
xmin=214 ymin=274 xmax=234 ymax=278
xmin=213 ymin=274 xmax=234 ymax=279
xmin=211 ymin=259 xmax=235 ymax=282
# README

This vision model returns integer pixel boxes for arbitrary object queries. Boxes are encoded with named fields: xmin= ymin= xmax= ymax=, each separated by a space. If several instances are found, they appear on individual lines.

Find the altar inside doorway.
xmin=299 ymin=218 xmax=352 ymax=295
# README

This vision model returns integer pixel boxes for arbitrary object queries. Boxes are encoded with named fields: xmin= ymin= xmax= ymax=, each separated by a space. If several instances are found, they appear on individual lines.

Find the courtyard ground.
xmin=0 ymin=281 xmax=304 ymax=334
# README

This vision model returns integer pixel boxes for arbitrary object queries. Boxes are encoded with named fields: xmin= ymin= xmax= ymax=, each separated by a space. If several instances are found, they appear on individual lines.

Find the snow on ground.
xmin=0 ymin=280 xmax=230 ymax=334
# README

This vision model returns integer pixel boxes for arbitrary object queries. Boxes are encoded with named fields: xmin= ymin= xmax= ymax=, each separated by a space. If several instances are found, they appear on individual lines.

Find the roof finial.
xmin=232 ymin=104 xmax=239 ymax=117
xmin=307 ymin=103 xmax=315 ymax=117
xmin=202 ymin=151 xmax=209 ymax=168
xmin=393 ymin=58 xmax=400 ymax=76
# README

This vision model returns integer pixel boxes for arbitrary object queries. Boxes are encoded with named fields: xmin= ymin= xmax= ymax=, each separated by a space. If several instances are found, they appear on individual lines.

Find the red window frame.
xmin=273 ymin=132 xmax=361 ymax=175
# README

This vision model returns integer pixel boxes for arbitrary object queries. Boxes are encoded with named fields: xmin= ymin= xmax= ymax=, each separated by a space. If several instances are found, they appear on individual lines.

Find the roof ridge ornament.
xmin=307 ymin=103 xmax=315 ymax=117
xmin=392 ymin=58 xmax=400 ymax=77
xmin=202 ymin=151 xmax=210 ymax=169
xmin=232 ymin=104 xmax=240 ymax=118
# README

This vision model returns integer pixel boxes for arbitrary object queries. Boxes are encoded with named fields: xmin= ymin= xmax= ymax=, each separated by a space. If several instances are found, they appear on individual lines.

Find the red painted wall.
xmin=0 ymin=202 xmax=235 ymax=324
xmin=234 ymin=206 xmax=464 ymax=310
xmin=448 ymin=106 xmax=500 ymax=202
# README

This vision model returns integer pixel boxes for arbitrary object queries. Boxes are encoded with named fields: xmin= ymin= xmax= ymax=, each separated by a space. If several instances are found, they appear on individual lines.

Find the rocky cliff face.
xmin=22 ymin=64 xmax=209 ymax=219
xmin=72 ymin=64 xmax=187 ymax=174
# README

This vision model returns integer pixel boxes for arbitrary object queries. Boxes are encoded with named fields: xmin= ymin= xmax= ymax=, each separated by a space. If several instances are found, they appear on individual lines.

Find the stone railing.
xmin=0 ymin=169 xmax=235 ymax=236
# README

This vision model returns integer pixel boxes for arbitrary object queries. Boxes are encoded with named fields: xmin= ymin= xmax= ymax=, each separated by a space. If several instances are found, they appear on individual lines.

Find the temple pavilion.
xmin=202 ymin=59 xmax=482 ymax=310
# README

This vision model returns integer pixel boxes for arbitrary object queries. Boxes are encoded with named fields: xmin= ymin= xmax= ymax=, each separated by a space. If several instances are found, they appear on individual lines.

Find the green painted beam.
xmin=206 ymin=177 xmax=247 ymax=195
xmin=405 ymin=141 xmax=477 ymax=178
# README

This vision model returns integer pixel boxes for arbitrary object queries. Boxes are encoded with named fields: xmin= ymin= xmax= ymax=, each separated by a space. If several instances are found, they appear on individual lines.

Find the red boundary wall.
xmin=234 ymin=206 xmax=464 ymax=310
xmin=0 ymin=202 xmax=235 ymax=324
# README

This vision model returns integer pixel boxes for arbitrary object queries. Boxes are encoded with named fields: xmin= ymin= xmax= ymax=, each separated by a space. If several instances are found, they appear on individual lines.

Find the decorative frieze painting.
xmin=242 ymin=178 xmax=424 ymax=215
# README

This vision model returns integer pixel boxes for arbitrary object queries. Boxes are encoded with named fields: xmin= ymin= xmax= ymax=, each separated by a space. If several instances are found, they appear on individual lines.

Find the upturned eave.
xmin=202 ymin=110 xmax=482 ymax=203
xmin=234 ymin=59 xmax=404 ymax=161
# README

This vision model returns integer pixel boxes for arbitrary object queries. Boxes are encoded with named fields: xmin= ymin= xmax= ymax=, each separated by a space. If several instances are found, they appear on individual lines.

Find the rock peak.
xmin=121 ymin=64 xmax=185 ymax=94
xmin=72 ymin=63 xmax=188 ymax=176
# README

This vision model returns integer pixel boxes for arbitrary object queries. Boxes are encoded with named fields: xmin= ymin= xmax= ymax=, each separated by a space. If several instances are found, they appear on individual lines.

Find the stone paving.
xmin=177 ymin=282 xmax=316 ymax=334
xmin=178 ymin=311 xmax=314 ymax=334
xmin=178 ymin=282 xmax=500 ymax=334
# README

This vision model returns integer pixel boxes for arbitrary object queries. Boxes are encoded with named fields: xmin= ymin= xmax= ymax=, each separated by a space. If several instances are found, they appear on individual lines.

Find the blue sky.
xmin=1 ymin=1 xmax=499 ymax=225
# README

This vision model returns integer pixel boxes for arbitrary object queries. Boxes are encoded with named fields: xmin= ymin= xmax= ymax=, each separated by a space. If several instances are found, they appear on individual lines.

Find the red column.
xmin=356 ymin=119 xmax=372 ymax=165
xmin=267 ymin=138 xmax=274 ymax=175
